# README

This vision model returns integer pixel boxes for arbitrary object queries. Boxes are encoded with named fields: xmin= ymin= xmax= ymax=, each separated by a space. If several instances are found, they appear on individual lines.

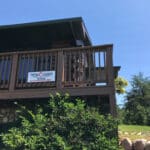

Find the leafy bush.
xmin=123 ymin=73 xmax=150 ymax=125
xmin=1 ymin=93 xmax=118 ymax=150
xmin=115 ymin=76 xmax=128 ymax=94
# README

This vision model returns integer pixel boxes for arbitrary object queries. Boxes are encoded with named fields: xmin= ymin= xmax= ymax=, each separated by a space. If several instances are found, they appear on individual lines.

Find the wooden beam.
xmin=0 ymin=86 xmax=114 ymax=100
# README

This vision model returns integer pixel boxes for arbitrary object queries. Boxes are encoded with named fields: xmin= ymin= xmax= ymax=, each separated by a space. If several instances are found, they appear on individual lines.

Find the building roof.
xmin=0 ymin=17 xmax=92 ymax=52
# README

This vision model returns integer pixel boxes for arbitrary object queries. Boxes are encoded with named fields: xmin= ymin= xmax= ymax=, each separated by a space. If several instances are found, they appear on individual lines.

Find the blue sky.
xmin=0 ymin=0 xmax=150 ymax=105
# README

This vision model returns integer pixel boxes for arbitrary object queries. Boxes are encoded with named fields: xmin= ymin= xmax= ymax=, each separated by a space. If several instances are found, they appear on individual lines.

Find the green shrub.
xmin=1 ymin=93 xmax=118 ymax=150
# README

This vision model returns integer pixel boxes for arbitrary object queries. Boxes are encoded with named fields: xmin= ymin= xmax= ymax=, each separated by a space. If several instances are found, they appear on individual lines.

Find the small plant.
xmin=115 ymin=77 xmax=128 ymax=94
xmin=1 ymin=93 xmax=119 ymax=150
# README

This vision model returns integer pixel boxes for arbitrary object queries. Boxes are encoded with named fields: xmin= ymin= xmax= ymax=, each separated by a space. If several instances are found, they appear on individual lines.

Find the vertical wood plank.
xmin=0 ymin=56 xmax=4 ymax=88
xmin=9 ymin=53 xmax=18 ymax=91
xmin=61 ymin=52 xmax=64 ymax=83
xmin=64 ymin=52 xmax=67 ymax=83
xmin=93 ymin=49 xmax=96 ymax=81
xmin=20 ymin=55 xmax=25 ymax=87
xmin=1 ymin=56 xmax=6 ymax=88
xmin=36 ymin=54 xmax=39 ymax=71
xmin=88 ymin=49 xmax=91 ymax=81
xmin=40 ymin=54 xmax=43 ymax=71
xmin=3 ymin=56 xmax=7 ymax=87
xmin=6 ymin=56 xmax=12 ymax=88
xmin=69 ymin=51 xmax=71 ymax=82
xmin=56 ymin=50 xmax=63 ymax=89
xmin=54 ymin=52 xmax=57 ymax=72
xmin=45 ymin=53 xmax=48 ymax=70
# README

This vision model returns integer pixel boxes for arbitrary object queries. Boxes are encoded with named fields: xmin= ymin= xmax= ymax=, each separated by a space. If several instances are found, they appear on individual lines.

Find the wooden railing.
xmin=0 ymin=45 xmax=114 ymax=91
xmin=16 ymin=51 xmax=57 ymax=89
xmin=0 ymin=55 xmax=12 ymax=89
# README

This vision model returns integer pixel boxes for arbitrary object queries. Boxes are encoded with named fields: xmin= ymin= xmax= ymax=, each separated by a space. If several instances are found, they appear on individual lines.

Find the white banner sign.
xmin=27 ymin=71 xmax=55 ymax=83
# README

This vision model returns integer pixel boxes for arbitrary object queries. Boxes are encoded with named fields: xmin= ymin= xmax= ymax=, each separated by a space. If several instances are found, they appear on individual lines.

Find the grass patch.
xmin=118 ymin=124 xmax=150 ymax=141
xmin=119 ymin=124 xmax=150 ymax=132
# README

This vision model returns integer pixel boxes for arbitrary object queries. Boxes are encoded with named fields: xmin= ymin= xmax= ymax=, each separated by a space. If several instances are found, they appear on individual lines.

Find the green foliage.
xmin=1 ymin=93 xmax=118 ymax=150
xmin=115 ymin=77 xmax=128 ymax=94
xmin=119 ymin=124 xmax=150 ymax=133
xmin=116 ymin=105 xmax=125 ymax=124
xmin=123 ymin=73 xmax=150 ymax=125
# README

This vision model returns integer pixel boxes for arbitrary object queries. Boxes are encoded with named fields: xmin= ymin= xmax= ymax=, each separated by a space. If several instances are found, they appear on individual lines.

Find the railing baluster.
xmin=93 ymin=49 xmax=96 ymax=81
xmin=25 ymin=54 xmax=30 ymax=87
xmin=16 ymin=55 xmax=20 ymax=87
xmin=104 ymin=51 xmax=106 ymax=67
xmin=68 ymin=51 xmax=71 ymax=82
xmin=22 ymin=55 xmax=26 ymax=87
xmin=55 ymin=52 xmax=57 ymax=81
xmin=40 ymin=54 xmax=43 ymax=71
xmin=2 ymin=57 xmax=6 ymax=87
xmin=6 ymin=56 xmax=11 ymax=88
xmin=45 ymin=53 xmax=48 ymax=70
xmin=73 ymin=51 xmax=77 ymax=83
xmin=1 ymin=56 xmax=5 ymax=88
xmin=3 ymin=56 xmax=9 ymax=88
xmin=64 ymin=52 xmax=67 ymax=83
xmin=98 ymin=50 xmax=101 ymax=80
xmin=47 ymin=54 xmax=50 ymax=71
xmin=36 ymin=54 xmax=39 ymax=71
xmin=49 ymin=54 xmax=52 ymax=70
xmin=56 ymin=50 xmax=63 ymax=89
xmin=0 ymin=57 xmax=2 ymax=88
xmin=88 ymin=49 xmax=91 ymax=82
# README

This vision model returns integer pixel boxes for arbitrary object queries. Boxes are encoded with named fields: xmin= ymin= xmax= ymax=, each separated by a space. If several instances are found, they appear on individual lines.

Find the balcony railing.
xmin=0 ymin=54 xmax=12 ymax=89
xmin=0 ymin=45 xmax=114 ymax=91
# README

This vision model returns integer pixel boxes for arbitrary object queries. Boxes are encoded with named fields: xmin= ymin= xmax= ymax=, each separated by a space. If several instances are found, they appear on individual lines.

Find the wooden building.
xmin=0 ymin=17 xmax=120 ymax=123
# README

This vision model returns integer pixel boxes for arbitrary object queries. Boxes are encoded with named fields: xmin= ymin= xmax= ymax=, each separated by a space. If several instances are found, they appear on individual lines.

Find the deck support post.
xmin=109 ymin=91 xmax=117 ymax=117
xmin=106 ymin=46 xmax=117 ymax=117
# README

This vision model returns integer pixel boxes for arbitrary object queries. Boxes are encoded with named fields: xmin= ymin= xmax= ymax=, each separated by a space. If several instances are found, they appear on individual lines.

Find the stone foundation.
xmin=120 ymin=138 xmax=150 ymax=150
xmin=0 ymin=106 xmax=16 ymax=124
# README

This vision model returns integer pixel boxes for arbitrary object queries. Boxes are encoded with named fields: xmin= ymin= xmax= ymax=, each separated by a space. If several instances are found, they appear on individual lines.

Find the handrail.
xmin=0 ymin=44 xmax=113 ymax=56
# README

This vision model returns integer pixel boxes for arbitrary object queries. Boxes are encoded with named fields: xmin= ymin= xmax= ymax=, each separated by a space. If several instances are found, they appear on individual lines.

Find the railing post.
xmin=56 ymin=50 xmax=64 ymax=89
xmin=106 ymin=46 xmax=117 ymax=117
xmin=106 ymin=46 xmax=114 ymax=86
xmin=9 ymin=53 xmax=18 ymax=92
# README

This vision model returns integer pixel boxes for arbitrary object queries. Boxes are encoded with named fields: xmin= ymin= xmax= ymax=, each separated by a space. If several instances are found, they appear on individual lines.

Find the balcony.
xmin=0 ymin=44 xmax=118 ymax=100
